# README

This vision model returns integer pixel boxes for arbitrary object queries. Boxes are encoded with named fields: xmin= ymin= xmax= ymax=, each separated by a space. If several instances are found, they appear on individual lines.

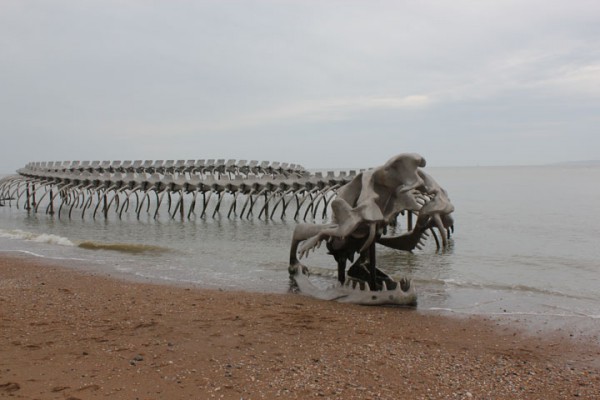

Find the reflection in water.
xmin=378 ymin=239 xmax=454 ymax=280
xmin=377 ymin=242 xmax=456 ymax=306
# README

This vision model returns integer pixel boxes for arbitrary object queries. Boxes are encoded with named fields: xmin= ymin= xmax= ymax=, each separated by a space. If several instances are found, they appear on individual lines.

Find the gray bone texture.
xmin=0 ymin=154 xmax=454 ymax=305
xmin=0 ymin=159 xmax=326 ymax=220
xmin=288 ymin=153 xmax=454 ymax=305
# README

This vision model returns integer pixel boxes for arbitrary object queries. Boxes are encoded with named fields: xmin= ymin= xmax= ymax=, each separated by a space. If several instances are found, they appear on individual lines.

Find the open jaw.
xmin=287 ymin=153 xmax=454 ymax=306
xmin=288 ymin=263 xmax=417 ymax=306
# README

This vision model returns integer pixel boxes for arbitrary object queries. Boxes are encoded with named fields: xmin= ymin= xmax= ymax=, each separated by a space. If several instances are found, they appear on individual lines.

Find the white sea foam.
xmin=0 ymin=249 xmax=48 ymax=258
xmin=0 ymin=249 xmax=88 ymax=262
xmin=427 ymin=307 xmax=600 ymax=320
xmin=0 ymin=229 xmax=75 ymax=246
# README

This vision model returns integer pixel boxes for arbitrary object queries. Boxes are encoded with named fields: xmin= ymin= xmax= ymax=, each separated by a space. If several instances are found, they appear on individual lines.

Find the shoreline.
xmin=6 ymin=246 xmax=599 ymax=347
xmin=1 ymin=253 xmax=599 ymax=399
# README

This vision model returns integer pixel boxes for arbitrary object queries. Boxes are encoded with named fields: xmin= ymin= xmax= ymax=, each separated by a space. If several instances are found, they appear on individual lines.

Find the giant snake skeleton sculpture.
xmin=0 ymin=154 xmax=454 ymax=305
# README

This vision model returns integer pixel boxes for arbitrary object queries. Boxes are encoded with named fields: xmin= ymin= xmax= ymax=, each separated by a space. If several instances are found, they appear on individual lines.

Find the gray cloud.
xmin=1 ymin=0 xmax=599 ymax=173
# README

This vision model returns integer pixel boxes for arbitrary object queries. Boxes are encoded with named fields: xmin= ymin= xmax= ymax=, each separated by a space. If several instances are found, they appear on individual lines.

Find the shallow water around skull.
xmin=1 ymin=165 xmax=599 ymax=340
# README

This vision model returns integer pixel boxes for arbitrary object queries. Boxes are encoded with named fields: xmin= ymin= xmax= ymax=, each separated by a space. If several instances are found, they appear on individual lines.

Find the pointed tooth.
xmin=399 ymin=278 xmax=411 ymax=292
xmin=382 ymin=281 xmax=388 ymax=291
xmin=365 ymin=282 xmax=371 ymax=291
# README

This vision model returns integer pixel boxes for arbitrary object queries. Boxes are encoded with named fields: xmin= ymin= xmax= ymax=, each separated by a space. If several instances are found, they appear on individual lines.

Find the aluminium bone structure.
xmin=0 ymin=154 xmax=454 ymax=305
xmin=0 ymin=159 xmax=327 ymax=220
xmin=289 ymin=153 xmax=454 ymax=305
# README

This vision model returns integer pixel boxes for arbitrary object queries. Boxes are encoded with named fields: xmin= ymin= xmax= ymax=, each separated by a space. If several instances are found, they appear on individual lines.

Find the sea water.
xmin=1 ymin=165 xmax=599 ymax=339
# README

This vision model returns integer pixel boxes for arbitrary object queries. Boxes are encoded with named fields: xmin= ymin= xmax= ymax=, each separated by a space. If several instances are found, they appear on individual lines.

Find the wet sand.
xmin=1 ymin=254 xmax=599 ymax=399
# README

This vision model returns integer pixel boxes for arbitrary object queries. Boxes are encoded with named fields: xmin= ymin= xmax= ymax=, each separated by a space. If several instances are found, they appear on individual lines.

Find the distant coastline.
xmin=549 ymin=160 xmax=600 ymax=166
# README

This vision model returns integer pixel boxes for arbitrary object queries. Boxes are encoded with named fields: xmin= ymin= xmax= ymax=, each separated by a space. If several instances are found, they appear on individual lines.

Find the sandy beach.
xmin=1 ymin=254 xmax=599 ymax=399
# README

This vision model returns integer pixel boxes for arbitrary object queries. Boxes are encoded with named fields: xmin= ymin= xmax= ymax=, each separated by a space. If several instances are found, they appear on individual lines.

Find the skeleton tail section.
xmin=0 ymin=159 xmax=361 ymax=222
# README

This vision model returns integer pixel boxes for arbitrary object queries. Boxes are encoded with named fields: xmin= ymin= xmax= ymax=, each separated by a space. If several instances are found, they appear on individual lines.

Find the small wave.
xmin=77 ymin=241 xmax=171 ymax=254
xmin=298 ymin=266 xmax=338 ymax=279
xmin=0 ymin=229 xmax=75 ymax=246
xmin=287 ymin=270 xmax=599 ymax=303
xmin=427 ymin=307 xmax=600 ymax=320
xmin=0 ymin=249 xmax=88 ymax=261
xmin=415 ymin=277 xmax=599 ymax=302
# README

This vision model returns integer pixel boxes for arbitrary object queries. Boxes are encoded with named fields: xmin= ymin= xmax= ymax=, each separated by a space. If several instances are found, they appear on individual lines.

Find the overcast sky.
xmin=1 ymin=0 xmax=599 ymax=173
